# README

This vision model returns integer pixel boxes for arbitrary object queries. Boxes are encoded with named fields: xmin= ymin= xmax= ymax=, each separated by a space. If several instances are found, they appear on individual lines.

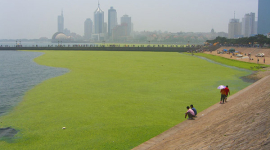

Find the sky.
xmin=0 ymin=0 xmax=258 ymax=39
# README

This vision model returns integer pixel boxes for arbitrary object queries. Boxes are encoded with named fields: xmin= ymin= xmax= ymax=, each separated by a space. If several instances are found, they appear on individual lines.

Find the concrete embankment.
xmin=0 ymin=46 xmax=220 ymax=52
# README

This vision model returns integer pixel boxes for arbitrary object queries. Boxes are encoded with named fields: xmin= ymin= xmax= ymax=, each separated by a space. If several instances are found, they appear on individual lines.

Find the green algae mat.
xmin=0 ymin=51 xmax=252 ymax=149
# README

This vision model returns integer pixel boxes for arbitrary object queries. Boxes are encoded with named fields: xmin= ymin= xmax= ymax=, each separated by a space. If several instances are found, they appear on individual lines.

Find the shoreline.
xmin=0 ymin=50 xmax=264 ymax=148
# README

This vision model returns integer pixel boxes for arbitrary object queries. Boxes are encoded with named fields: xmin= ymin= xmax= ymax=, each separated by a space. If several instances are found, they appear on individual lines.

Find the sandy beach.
xmin=204 ymin=47 xmax=270 ymax=65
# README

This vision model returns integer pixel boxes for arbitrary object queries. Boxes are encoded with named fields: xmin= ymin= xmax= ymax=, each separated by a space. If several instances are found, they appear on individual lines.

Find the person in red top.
xmin=220 ymin=88 xmax=226 ymax=104
xmin=224 ymin=85 xmax=230 ymax=103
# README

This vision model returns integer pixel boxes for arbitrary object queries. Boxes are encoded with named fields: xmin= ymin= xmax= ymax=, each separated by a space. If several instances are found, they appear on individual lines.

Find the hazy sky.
xmin=0 ymin=0 xmax=258 ymax=39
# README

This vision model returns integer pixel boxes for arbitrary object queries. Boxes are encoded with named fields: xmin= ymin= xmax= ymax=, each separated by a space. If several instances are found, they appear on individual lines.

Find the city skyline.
xmin=0 ymin=0 xmax=258 ymax=39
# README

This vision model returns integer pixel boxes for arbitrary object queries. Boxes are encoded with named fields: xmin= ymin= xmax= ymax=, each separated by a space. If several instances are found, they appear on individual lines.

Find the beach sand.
xmin=204 ymin=47 xmax=270 ymax=65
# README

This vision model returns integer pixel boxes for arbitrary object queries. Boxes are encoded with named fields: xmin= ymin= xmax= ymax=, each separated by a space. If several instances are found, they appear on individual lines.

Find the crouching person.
xmin=185 ymin=106 xmax=195 ymax=120
xmin=190 ymin=104 xmax=197 ymax=117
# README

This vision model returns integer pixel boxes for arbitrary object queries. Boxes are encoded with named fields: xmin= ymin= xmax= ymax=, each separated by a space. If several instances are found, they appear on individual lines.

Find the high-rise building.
xmin=58 ymin=10 xmax=64 ymax=32
xmin=94 ymin=2 xmax=104 ymax=34
xmin=108 ymin=7 xmax=118 ymax=37
xmin=228 ymin=19 xmax=242 ymax=39
xmin=258 ymin=0 xmax=270 ymax=34
xmin=112 ymin=24 xmax=128 ymax=41
xmin=103 ymin=22 xmax=107 ymax=34
xmin=242 ymin=13 xmax=256 ymax=37
xmin=84 ymin=18 xmax=93 ymax=40
xmin=121 ymin=15 xmax=132 ymax=36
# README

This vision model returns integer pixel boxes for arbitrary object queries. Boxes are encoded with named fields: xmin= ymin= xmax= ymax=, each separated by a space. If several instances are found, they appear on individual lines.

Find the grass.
xmin=192 ymin=53 xmax=269 ymax=71
xmin=0 ymin=51 xmax=252 ymax=149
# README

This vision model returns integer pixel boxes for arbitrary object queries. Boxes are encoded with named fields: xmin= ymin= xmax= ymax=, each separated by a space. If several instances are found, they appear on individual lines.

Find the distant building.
xmin=52 ymin=32 xmax=71 ymax=43
xmin=94 ymin=2 xmax=104 ymax=34
xmin=103 ymin=22 xmax=107 ymax=34
xmin=58 ymin=11 xmax=64 ymax=32
xmin=228 ymin=19 xmax=242 ymax=39
xmin=112 ymin=23 xmax=128 ymax=41
xmin=84 ymin=18 xmax=93 ymax=40
xmin=241 ymin=13 xmax=256 ymax=37
xmin=211 ymin=28 xmax=215 ymax=34
xmin=108 ymin=7 xmax=118 ymax=37
xmin=258 ymin=0 xmax=270 ymax=34
xmin=63 ymin=28 xmax=70 ymax=36
xmin=121 ymin=15 xmax=132 ymax=36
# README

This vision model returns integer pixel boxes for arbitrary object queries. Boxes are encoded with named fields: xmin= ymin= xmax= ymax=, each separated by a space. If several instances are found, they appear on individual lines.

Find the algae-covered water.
xmin=0 ymin=51 xmax=253 ymax=149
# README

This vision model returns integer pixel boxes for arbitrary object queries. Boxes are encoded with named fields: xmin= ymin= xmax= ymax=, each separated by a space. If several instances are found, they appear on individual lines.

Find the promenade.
xmin=0 ymin=45 xmax=220 ymax=52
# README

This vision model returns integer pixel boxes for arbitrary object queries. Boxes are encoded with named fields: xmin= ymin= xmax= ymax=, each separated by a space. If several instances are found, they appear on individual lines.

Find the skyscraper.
xmin=121 ymin=15 xmax=131 ymax=36
xmin=94 ymin=2 xmax=104 ymax=34
xmin=228 ymin=19 xmax=242 ymax=39
xmin=258 ymin=0 xmax=270 ymax=34
xmin=58 ymin=10 xmax=64 ymax=32
xmin=108 ymin=7 xmax=118 ymax=37
xmin=84 ymin=18 xmax=93 ymax=40
xmin=242 ymin=13 xmax=256 ymax=37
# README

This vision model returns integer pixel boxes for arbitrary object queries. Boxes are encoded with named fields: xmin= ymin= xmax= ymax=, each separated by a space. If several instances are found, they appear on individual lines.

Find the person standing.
xmin=185 ymin=106 xmax=195 ymax=120
xmin=220 ymin=88 xmax=226 ymax=104
xmin=224 ymin=85 xmax=230 ymax=102
xmin=190 ymin=104 xmax=197 ymax=116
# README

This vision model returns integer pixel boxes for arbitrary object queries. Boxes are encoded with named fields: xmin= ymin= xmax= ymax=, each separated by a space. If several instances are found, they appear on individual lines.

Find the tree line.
xmin=206 ymin=34 xmax=270 ymax=47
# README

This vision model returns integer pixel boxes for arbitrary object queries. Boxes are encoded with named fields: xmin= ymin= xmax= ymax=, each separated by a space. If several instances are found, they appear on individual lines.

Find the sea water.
xmin=0 ymin=50 xmax=68 ymax=116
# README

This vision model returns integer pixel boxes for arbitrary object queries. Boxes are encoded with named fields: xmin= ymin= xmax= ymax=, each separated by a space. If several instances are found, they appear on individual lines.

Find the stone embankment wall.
xmin=0 ymin=46 xmax=220 ymax=52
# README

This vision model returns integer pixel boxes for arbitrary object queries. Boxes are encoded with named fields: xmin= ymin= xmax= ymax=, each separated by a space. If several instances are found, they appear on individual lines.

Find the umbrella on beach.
xmin=223 ymin=49 xmax=228 ymax=51
xmin=217 ymin=85 xmax=226 ymax=89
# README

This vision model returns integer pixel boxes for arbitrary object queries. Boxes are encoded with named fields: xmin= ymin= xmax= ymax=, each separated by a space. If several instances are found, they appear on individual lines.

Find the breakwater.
xmin=0 ymin=46 xmax=220 ymax=52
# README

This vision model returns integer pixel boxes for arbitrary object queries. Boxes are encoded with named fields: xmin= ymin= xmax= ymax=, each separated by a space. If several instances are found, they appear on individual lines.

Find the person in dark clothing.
xmin=190 ymin=104 xmax=197 ymax=116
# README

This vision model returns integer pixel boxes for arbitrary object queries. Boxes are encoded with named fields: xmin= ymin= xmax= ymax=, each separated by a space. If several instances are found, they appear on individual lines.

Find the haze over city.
xmin=1 ymin=0 xmax=258 ymax=39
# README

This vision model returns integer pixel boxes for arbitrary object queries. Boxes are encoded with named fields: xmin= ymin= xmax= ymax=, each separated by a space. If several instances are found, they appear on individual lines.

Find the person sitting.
xmin=185 ymin=106 xmax=195 ymax=120
xmin=190 ymin=104 xmax=197 ymax=116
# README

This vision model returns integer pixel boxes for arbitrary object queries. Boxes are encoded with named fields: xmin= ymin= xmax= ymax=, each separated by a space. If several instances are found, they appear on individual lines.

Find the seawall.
xmin=0 ymin=46 xmax=220 ymax=52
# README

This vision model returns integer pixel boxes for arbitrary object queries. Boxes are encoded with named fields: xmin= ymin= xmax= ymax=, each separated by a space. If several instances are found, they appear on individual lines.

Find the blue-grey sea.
xmin=0 ymin=50 xmax=68 ymax=116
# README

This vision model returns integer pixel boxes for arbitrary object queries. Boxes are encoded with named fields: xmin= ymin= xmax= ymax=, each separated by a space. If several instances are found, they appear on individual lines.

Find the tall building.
xmin=112 ymin=24 xmax=128 ymax=41
xmin=58 ymin=10 xmax=64 ymax=32
xmin=228 ymin=19 xmax=242 ymax=39
xmin=258 ymin=0 xmax=270 ymax=34
xmin=108 ymin=7 xmax=118 ymax=37
xmin=94 ymin=2 xmax=104 ymax=34
xmin=121 ymin=15 xmax=132 ymax=36
xmin=84 ymin=18 xmax=93 ymax=40
xmin=242 ymin=13 xmax=256 ymax=37
xmin=103 ymin=22 xmax=107 ymax=34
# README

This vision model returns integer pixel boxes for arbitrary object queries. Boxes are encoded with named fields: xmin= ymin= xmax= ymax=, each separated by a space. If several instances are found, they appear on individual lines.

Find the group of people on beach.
xmin=220 ymin=85 xmax=230 ymax=104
